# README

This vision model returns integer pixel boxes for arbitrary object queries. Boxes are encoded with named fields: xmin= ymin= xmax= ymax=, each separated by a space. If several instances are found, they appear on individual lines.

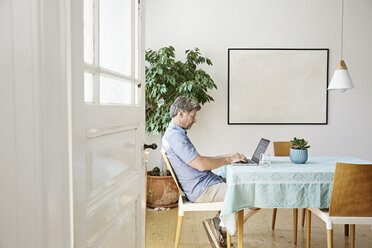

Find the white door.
xmin=71 ymin=0 xmax=145 ymax=247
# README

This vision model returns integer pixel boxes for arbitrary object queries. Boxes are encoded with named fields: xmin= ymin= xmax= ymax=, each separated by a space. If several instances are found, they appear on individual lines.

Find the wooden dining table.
xmin=219 ymin=156 xmax=371 ymax=248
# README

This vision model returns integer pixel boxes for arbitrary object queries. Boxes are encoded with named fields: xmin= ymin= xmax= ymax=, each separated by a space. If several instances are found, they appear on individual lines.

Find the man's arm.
xmin=188 ymin=153 xmax=248 ymax=171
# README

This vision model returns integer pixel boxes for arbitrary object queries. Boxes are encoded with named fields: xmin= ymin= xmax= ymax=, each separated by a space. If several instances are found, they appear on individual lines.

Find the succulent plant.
xmin=290 ymin=137 xmax=310 ymax=150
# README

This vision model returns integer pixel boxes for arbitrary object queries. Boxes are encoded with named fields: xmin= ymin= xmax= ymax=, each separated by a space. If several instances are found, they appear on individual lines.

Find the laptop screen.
xmin=251 ymin=138 xmax=270 ymax=163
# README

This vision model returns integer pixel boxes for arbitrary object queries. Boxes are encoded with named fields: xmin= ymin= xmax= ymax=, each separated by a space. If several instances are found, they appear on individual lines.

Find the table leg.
xmin=237 ymin=210 xmax=244 ymax=248
xmin=293 ymin=209 xmax=298 ymax=245
xmin=306 ymin=209 xmax=311 ymax=248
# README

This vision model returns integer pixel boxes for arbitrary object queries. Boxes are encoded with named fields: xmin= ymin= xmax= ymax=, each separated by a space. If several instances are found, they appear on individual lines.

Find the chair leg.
xmin=271 ymin=208 xmax=277 ymax=230
xmin=174 ymin=215 xmax=183 ymax=248
xmin=327 ymin=229 xmax=333 ymax=248
xmin=306 ymin=209 xmax=311 ymax=248
xmin=227 ymin=230 xmax=232 ymax=248
xmin=293 ymin=209 xmax=298 ymax=245
xmin=344 ymin=224 xmax=349 ymax=236
xmin=350 ymin=224 xmax=355 ymax=248
xmin=237 ymin=210 xmax=244 ymax=248
xmin=301 ymin=208 xmax=306 ymax=227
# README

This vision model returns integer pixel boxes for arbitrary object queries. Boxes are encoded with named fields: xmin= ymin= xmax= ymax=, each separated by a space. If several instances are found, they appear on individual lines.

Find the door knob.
xmin=144 ymin=143 xmax=157 ymax=150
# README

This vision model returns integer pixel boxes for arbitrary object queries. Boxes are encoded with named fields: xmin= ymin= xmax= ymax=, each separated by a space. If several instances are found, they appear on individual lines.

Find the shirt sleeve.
xmin=170 ymin=133 xmax=199 ymax=164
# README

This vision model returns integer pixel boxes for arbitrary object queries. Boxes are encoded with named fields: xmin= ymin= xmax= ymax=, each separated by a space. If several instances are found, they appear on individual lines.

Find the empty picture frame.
xmin=228 ymin=48 xmax=328 ymax=125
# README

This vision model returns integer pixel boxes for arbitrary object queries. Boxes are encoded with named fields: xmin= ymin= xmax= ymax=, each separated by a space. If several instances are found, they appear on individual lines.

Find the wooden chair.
xmin=271 ymin=141 xmax=305 ymax=245
xmin=161 ymin=151 xmax=232 ymax=248
xmin=306 ymin=163 xmax=372 ymax=248
xmin=273 ymin=141 xmax=291 ymax=157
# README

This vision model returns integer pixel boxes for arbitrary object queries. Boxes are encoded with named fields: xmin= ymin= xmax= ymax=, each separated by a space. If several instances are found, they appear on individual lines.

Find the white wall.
xmin=145 ymin=0 xmax=372 ymax=169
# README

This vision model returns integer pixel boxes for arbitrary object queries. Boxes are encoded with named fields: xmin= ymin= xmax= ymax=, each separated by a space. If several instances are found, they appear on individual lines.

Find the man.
xmin=162 ymin=96 xmax=259 ymax=248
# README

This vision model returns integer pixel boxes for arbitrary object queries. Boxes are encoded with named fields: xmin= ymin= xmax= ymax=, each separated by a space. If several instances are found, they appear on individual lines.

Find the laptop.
xmin=240 ymin=138 xmax=270 ymax=164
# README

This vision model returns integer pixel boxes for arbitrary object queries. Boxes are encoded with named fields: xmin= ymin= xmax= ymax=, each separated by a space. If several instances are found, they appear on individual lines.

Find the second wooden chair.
xmin=306 ymin=163 xmax=372 ymax=248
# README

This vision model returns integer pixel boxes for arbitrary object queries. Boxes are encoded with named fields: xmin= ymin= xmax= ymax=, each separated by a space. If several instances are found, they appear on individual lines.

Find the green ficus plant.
xmin=145 ymin=46 xmax=217 ymax=135
xmin=290 ymin=137 xmax=310 ymax=150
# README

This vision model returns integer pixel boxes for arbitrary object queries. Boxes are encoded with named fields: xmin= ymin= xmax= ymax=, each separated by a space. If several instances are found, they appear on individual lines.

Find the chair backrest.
xmin=161 ymin=151 xmax=184 ymax=196
xmin=273 ymin=141 xmax=291 ymax=156
xmin=329 ymin=163 xmax=372 ymax=217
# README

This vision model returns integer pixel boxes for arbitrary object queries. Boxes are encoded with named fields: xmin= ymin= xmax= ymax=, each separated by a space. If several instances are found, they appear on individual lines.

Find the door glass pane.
xmin=84 ymin=72 xmax=94 ymax=103
xmin=84 ymin=0 xmax=94 ymax=64
xmin=100 ymin=0 xmax=131 ymax=75
xmin=100 ymin=75 xmax=131 ymax=104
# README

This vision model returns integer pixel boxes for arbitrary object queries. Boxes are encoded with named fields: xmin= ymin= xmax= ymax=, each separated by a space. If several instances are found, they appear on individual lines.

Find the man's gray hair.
xmin=170 ymin=96 xmax=201 ymax=118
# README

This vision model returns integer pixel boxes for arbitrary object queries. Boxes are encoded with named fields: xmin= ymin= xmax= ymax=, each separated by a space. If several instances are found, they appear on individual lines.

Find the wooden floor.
xmin=146 ymin=208 xmax=372 ymax=248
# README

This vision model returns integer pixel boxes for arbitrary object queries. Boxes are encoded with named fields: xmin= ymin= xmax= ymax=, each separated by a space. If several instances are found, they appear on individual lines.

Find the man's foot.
xmin=202 ymin=218 xmax=225 ymax=248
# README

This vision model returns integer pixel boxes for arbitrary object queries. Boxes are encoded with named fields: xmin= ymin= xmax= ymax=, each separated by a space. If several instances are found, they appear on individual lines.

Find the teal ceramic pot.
xmin=290 ymin=148 xmax=308 ymax=164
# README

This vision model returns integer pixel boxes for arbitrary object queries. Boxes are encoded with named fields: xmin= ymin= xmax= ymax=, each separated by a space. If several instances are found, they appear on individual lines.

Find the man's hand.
xmin=229 ymin=153 xmax=248 ymax=164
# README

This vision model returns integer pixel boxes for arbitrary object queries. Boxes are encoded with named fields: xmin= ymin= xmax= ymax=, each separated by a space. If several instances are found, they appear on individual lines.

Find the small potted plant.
xmin=145 ymin=46 xmax=217 ymax=208
xmin=290 ymin=137 xmax=310 ymax=164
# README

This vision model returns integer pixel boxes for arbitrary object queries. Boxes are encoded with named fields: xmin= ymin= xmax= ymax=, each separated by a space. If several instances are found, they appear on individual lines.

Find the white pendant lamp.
xmin=328 ymin=0 xmax=354 ymax=92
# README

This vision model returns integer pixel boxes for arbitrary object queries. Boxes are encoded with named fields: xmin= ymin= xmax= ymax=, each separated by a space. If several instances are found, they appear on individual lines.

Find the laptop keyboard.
xmin=236 ymin=159 xmax=256 ymax=164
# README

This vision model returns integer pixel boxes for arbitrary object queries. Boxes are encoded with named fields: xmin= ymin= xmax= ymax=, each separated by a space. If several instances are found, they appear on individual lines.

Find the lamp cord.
xmin=341 ymin=0 xmax=344 ymax=60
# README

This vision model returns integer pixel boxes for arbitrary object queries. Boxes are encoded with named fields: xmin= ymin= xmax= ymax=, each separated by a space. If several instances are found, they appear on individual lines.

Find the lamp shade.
xmin=328 ymin=60 xmax=354 ymax=91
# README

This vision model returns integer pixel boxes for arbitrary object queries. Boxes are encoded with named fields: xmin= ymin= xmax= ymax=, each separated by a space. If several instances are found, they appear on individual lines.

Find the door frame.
xmin=41 ymin=0 xmax=73 ymax=247
xmin=1 ymin=0 xmax=72 ymax=247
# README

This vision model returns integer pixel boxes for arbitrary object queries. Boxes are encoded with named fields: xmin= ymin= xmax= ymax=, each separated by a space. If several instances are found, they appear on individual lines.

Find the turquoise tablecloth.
xmin=220 ymin=156 xmax=371 ymax=235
